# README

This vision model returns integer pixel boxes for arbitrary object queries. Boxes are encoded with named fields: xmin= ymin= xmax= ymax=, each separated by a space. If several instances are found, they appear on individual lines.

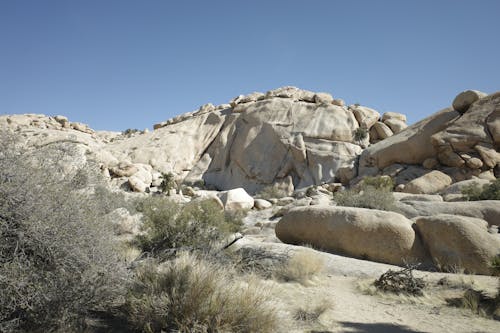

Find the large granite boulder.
xmin=416 ymin=214 xmax=500 ymax=275
xmin=394 ymin=200 xmax=500 ymax=226
xmin=196 ymin=96 xmax=363 ymax=193
xmin=276 ymin=206 xmax=428 ymax=266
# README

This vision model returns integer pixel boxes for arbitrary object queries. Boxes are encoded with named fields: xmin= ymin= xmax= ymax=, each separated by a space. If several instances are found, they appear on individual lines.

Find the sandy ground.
xmin=232 ymin=218 xmax=500 ymax=333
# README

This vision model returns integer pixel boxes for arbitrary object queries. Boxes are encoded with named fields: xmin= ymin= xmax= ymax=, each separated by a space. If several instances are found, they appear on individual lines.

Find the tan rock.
xmin=383 ymin=118 xmax=408 ymax=134
xmin=475 ymin=143 xmax=500 ymax=168
xmin=402 ymin=171 xmax=453 ymax=194
xmin=254 ymin=198 xmax=272 ymax=210
xmin=111 ymin=163 xmax=139 ymax=177
xmin=466 ymin=157 xmax=483 ymax=169
xmin=452 ymin=90 xmax=487 ymax=113
xmin=372 ymin=122 xmax=393 ymax=139
xmin=276 ymin=206 xmax=427 ymax=266
xmin=313 ymin=92 xmax=334 ymax=104
xmin=217 ymin=188 xmax=254 ymax=211
xmin=128 ymin=176 xmax=147 ymax=192
xmin=352 ymin=105 xmax=380 ymax=129
xmin=416 ymin=214 xmax=500 ymax=274
xmin=394 ymin=200 xmax=500 ymax=226
xmin=359 ymin=108 xmax=459 ymax=171
xmin=422 ymin=157 xmax=439 ymax=169
xmin=382 ymin=112 xmax=407 ymax=122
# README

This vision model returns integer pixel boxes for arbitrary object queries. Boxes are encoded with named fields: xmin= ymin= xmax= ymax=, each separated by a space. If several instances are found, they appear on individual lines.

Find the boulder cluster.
xmin=1 ymin=87 xmax=499 ymax=275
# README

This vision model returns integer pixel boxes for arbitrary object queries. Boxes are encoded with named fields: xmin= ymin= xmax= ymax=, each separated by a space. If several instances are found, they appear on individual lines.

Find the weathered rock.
xmin=128 ymin=176 xmax=147 ymax=192
xmin=416 ymin=214 xmax=500 ymax=275
xmin=466 ymin=157 xmax=483 ymax=169
xmin=402 ymin=171 xmax=452 ymax=194
xmin=475 ymin=143 xmax=500 ymax=168
xmin=276 ymin=206 xmax=427 ymax=266
xmin=372 ymin=122 xmax=393 ymax=139
xmin=217 ymin=188 xmax=254 ymax=211
xmin=383 ymin=118 xmax=408 ymax=134
xmin=200 ymin=97 xmax=361 ymax=192
xmin=393 ymin=193 xmax=443 ymax=202
xmin=422 ymin=158 xmax=439 ymax=169
xmin=382 ymin=112 xmax=407 ymax=122
xmin=359 ymin=108 xmax=459 ymax=171
xmin=111 ymin=163 xmax=139 ymax=177
xmin=314 ymin=92 xmax=334 ymax=104
xmin=254 ymin=198 xmax=272 ymax=210
xmin=351 ymin=105 xmax=380 ymax=129
xmin=452 ymin=90 xmax=487 ymax=114
xmin=394 ymin=200 xmax=500 ymax=226
xmin=441 ymin=179 xmax=492 ymax=195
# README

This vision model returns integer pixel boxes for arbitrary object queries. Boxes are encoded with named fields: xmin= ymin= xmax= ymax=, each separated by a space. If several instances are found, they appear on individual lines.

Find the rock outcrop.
xmin=416 ymin=214 xmax=500 ymax=274
xmin=276 ymin=206 xmax=428 ymax=266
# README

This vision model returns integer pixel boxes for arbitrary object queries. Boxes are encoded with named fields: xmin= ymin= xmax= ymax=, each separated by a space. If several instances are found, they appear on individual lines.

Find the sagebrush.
xmin=462 ymin=179 xmax=500 ymax=201
xmin=0 ymin=134 xmax=128 ymax=333
xmin=134 ymin=196 xmax=242 ymax=257
xmin=122 ymin=253 xmax=279 ymax=333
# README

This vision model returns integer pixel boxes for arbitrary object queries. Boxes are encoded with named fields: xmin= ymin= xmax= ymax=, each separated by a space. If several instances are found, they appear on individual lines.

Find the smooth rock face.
xmin=372 ymin=122 xmax=393 ymax=139
xmin=254 ymin=198 xmax=272 ymax=210
xmin=382 ymin=112 xmax=407 ymax=122
xmin=217 ymin=188 xmax=254 ymax=211
xmin=359 ymin=108 xmax=460 ymax=171
xmin=394 ymin=200 xmax=500 ymax=226
xmin=276 ymin=206 xmax=427 ymax=266
xmin=199 ymin=97 xmax=363 ymax=192
xmin=402 ymin=170 xmax=452 ymax=194
xmin=351 ymin=105 xmax=380 ymax=129
xmin=416 ymin=214 xmax=500 ymax=275
xmin=383 ymin=118 xmax=408 ymax=134
xmin=452 ymin=90 xmax=487 ymax=113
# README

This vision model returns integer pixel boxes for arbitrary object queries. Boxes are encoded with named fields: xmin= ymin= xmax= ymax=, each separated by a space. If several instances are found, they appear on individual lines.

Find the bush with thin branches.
xmin=0 ymin=133 xmax=128 ymax=333
xmin=122 ymin=253 xmax=279 ymax=333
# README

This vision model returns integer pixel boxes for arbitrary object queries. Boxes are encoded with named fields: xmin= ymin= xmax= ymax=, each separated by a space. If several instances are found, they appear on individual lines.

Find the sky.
xmin=1 ymin=0 xmax=499 ymax=131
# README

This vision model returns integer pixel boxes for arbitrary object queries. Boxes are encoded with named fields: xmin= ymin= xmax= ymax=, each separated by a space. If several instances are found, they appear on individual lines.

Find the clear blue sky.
xmin=1 ymin=0 xmax=499 ymax=131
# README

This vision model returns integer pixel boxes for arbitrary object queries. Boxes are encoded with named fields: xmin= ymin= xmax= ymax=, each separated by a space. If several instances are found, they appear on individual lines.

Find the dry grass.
xmin=123 ymin=253 xmax=280 ymax=333
xmin=276 ymin=249 xmax=325 ymax=285
xmin=293 ymin=298 xmax=333 ymax=322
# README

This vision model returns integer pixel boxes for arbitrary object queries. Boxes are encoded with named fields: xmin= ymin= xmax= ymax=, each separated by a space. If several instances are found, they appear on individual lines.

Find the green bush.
xmin=462 ymin=179 xmax=500 ymax=201
xmin=333 ymin=186 xmax=395 ymax=211
xmin=361 ymin=175 xmax=394 ymax=191
xmin=135 ymin=197 xmax=242 ymax=256
xmin=255 ymin=185 xmax=289 ymax=200
xmin=122 ymin=253 xmax=279 ymax=333
xmin=353 ymin=126 xmax=368 ymax=143
xmin=159 ymin=172 xmax=176 ymax=193
xmin=0 ymin=135 xmax=128 ymax=333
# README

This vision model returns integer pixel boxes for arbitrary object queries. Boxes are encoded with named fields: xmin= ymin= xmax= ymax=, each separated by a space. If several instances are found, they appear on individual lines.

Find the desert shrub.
xmin=374 ymin=266 xmax=425 ymax=296
xmin=293 ymin=299 xmax=332 ymax=322
xmin=122 ymin=128 xmax=141 ymax=137
xmin=275 ymin=249 xmax=325 ymax=284
xmin=230 ymin=246 xmax=290 ymax=279
xmin=256 ymin=185 xmax=289 ymax=200
xmin=0 ymin=135 xmax=128 ymax=332
xmin=462 ymin=179 xmax=500 ymax=201
xmin=361 ymin=175 xmax=394 ymax=191
xmin=353 ymin=126 xmax=368 ymax=143
xmin=135 ymin=196 xmax=242 ymax=257
xmin=122 ymin=253 xmax=279 ymax=333
xmin=158 ymin=172 xmax=177 ymax=193
xmin=333 ymin=186 xmax=395 ymax=211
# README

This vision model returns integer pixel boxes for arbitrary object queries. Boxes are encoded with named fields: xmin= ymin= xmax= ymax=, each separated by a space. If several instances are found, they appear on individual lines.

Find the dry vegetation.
xmin=123 ymin=253 xmax=279 ymax=333
xmin=276 ymin=249 xmax=325 ymax=285
xmin=333 ymin=176 xmax=396 ymax=211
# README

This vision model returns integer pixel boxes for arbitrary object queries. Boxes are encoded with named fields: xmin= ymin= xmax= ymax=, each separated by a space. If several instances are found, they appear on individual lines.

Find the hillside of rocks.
xmin=4 ymin=86 xmax=498 ymax=195
xmin=1 ymin=87 xmax=499 ymax=277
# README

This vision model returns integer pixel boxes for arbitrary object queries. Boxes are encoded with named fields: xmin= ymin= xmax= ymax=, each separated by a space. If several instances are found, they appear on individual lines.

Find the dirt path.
xmin=236 ymin=237 xmax=500 ymax=333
